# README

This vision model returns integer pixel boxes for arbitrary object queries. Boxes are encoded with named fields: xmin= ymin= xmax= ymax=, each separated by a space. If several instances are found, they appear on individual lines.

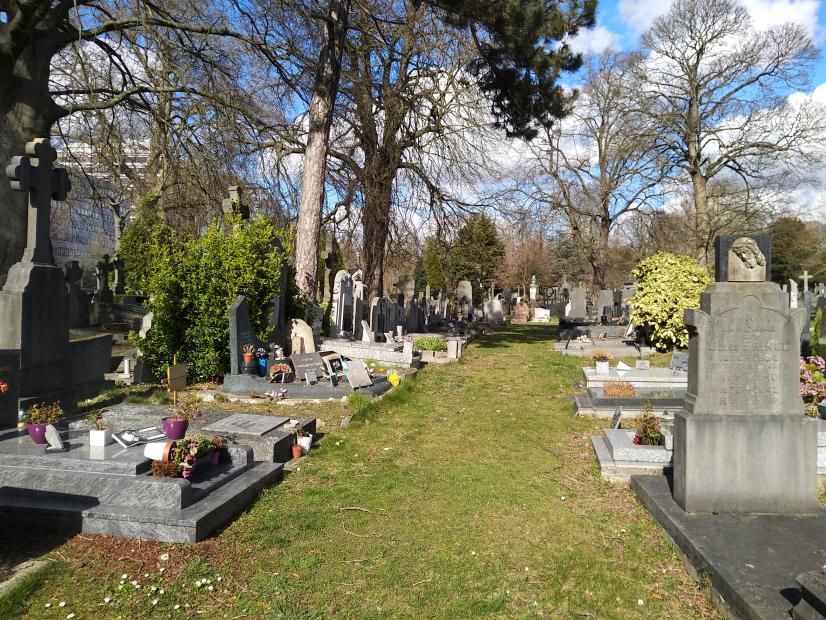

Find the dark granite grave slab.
xmin=222 ymin=373 xmax=391 ymax=398
xmin=632 ymin=475 xmax=826 ymax=619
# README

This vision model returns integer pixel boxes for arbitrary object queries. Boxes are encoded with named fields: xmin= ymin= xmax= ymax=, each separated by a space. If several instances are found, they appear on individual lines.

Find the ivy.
xmin=629 ymin=252 xmax=712 ymax=351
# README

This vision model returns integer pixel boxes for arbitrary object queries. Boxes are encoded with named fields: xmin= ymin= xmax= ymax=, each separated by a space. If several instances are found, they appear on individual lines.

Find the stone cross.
xmin=96 ymin=254 xmax=112 ymax=293
xmin=5 ymin=138 xmax=70 ymax=265
xmin=800 ymin=270 xmax=812 ymax=292
xmin=112 ymin=254 xmax=125 ymax=294
xmin=64 ymin=260 xmax=83 ymax=288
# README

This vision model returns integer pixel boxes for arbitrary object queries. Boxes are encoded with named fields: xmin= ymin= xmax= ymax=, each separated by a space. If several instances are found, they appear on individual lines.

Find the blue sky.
xmin=573 ymin=0 xmax=826 ymax=88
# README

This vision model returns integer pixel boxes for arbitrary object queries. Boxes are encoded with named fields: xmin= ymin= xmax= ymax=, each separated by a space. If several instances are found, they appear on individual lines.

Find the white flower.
xmin=471 ymin=551 xmax=476 ymax=556
xmin=208 ymin=585 xmax=214 ymax=592
xmin=121 ymin=573 xmax=128 ymax=580
xmin=216 ymin=577 xmax=222 ymax=582
xmin=174 ymin=604 xmax=180 ymax=610
xmin=152 ymin=599 xmax=158 ymax=605
xmin=159 ymin=567 xmax=166 ymax=573
xmin=104 ymin=597 xmax=111 ymax=604
xmin=144 ymin=573 xmax=149 ymax=578
xmin=130 ymin=580 xmax=138 ymax=586
xmin=159 ymin=589 xmax=165 ymax=595
xmin=195 ymin=580 xmax=202 ymax=588
xmin=59 ymin=601 xmax=66 ymax=607
xmin=119 ymin=580 xmax=125 ymax=585
xmin=45 ymin=603 xmax=52 ymax=608
xmin=160 ymin=553 xmax=170 ymax=561
xmin=560 ymin=496 xmax=566 ymax=501
xmin=67 ymin=614 xmax=75 ymax=619
xmin=638 ymin=599 xmax=645 ymax=606
xmin=150 ymin=586 xmax=157 ymax=592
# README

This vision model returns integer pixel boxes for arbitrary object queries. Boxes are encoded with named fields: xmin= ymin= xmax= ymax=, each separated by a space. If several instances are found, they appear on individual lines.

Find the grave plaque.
xmin=304 ymin=370 xmax=318 ymax=385
xmin=289 ymin=352 xmax=326 ymax=378
xmin=611 ymin=409 xmax=623 ymax=430
xmin=203 ymin=413 xmax=288 ymax=436
xmin=321 ymin=354 xmax=344 ymax=375
xmin=0 ymin=350 xmax=20 ymax=428
xmin=668 ymin=352 xmax=688 ymax=372
xmin=346 ymin=360 xmax=373 ymax=389
xmin=635 ymin=360 xmax=650 ymax=371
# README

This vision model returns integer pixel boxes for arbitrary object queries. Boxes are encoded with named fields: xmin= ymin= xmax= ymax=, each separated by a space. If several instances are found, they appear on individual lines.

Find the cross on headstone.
xmin=112 ymin=253 xmax=125 ymax=294
xmin=800 ymin=270 xmax=812 ymax=292
xmin=5 ymin=138 xmax=70 ymax=265
xmin=96 ymin=254 xmax=112 ymax=293
xmin=64 ymin=260 xmax=83 ymax=287
xmin=221 ymin=185 xmax=249 ymax=220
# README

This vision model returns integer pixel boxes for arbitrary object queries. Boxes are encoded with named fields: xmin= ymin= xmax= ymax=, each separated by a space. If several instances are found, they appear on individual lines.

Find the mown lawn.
xmin=1 ymin=325 xmax=716 ymax=619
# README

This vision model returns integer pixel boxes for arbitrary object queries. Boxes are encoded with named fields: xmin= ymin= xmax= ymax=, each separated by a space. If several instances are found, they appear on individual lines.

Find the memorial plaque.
xmin=669 ymin=352 xmax=688 ymax=372
xmin=611 ymin=408 xmax=623 ymax=429
xmin=0 ymin=350 xmax=20 ymax=428
xmin=321 ymin=353 xmax=344 ymax=375
xmin=346 ymin=360 xmax=373 ymax=389
xmin=167 ymin=363 xmax=188 ymax=392
xmin=635 ymin=360 xmax=650 ymax=371
xmin=203 ymin=413 xmax=289 ymax=436
xmin=289 ymin=352 xmax=326 ymax=378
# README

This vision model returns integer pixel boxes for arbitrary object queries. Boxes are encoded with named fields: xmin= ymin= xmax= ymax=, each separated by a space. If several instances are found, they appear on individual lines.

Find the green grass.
xmin=1 ymin=325 xmax=715 ymax=619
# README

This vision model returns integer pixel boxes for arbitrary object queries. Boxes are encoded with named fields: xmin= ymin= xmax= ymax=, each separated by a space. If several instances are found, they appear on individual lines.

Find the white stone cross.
xmin=5 ymin=138 xmax=70 ymax=265
xmin=800 ymin=270 xmax=812 ymax=292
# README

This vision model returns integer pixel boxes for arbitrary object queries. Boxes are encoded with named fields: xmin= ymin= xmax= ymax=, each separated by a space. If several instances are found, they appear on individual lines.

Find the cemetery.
xmin=6 ymin=0 xmax=826 ymax=618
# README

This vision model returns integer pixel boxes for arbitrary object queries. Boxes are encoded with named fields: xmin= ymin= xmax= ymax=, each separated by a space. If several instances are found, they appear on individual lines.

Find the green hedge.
xmin=130 ymin=214 xmax=290 ymax=382
xmin=415 ymin=336 xmax=447 ymax=352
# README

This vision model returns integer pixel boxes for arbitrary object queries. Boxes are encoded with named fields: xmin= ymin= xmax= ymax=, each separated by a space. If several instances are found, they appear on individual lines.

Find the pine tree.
xmin=422 ymin=237 xmax=448 ymax=292
xmin=449 ymin=215 xmax=505 ymax=303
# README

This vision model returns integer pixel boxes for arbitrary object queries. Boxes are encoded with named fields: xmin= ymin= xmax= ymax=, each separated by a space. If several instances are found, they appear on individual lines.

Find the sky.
xmin=570 ymin=0 xmax=826 ymax=85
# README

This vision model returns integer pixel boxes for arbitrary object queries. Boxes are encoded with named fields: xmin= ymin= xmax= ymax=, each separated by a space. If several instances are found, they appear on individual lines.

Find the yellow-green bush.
xmin=629 ymin=252 xmax=712 ymax=351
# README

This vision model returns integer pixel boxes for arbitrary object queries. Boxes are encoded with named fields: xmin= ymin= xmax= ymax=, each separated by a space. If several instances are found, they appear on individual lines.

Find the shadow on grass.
xmin=473 ymin=324 xmax=560 ymax=349
xmin=0 ymin=528 xmax=71 ymax=604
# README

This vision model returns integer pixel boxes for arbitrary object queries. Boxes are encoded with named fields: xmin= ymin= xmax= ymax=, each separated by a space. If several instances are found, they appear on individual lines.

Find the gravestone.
xmin=533 ymin=308 xmax=551 ymax=322
xmin=65 ymin=261 xmax=89 ymax=328
xmin=713 ymin=234 xmax=771 ymax=283
xmin=228 ymin=295 xmax=269 ymax=375
xmin=290 ymin=319 xmax=316 ymax=354
xmin=361 ymin=320 xmax=375 ymax=342
xmin=457 ymin=280 xmax=473 ymax=319
xmin=676 ymin=235 xmax=815 ymax=513
xmin=289 ymin=352 xmax=326 ymax=379
xmin=789 ymin=278 xmax=799 ymax=309
xmin=406 ymin=298 xmax=421 ymax=332
xmin=483 ymin=296 xmax=505 ymax=321
xmin=346 ymin=359 xmax=373 ymax=389
xmin=353 ymin=275 xmax=365 ymax=340
xmin=598 ymin=289 xmax=615 ymax=318
xmin=318 ymin=235 xmax=336 ymax=305
xmin=329 ymin=270 xmax=354 ymax=338
xmin=221 ymin=185 xmax=250 ymax=220
xmin=267 ymin=237 xmax=289 ymax=350
xmin=0 ymin=351 xmax=20 ymax=428
xmin=668 ymin=351 xmax=689 ymax=372
xmin=112 ymin=253 xmax=125 ymax=295
xmin=513 ymin=301 xmax=530 ymax=323
xmin=95 ymin=254 xmax=114 ymax=304
xmin=529 ymin=275 xmax=538 ymax=302
xmin=569 ymin=288 xmax=587 ymax=318
xmin=370 ymin=297 xmax=386 ymax=335
xmin=396 ymin=275 xmax=415 ymax=310
xmin=800 ymin=269 xmax=812 ymax=293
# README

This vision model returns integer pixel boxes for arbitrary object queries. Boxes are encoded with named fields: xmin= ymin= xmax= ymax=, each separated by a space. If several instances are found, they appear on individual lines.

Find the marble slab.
xmin=202 ymin=414 xmax=288 ymax=436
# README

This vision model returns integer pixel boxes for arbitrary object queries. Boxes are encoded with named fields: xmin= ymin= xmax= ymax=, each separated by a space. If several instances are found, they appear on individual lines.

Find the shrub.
xmin=634 ymin=408 xmax=660 ymax=446
xmin=629 ymin=252 xmax=712 ymax=351
xmin=591 ymin=350 xmax=612 ymax=362
xmin=415 ymin=336 xmax=447 ymax=352
xmin=811 ymin=308 xmax=822 ymax=357
xmin=27 ymin=402 xmax=63 ymax=425
xmin=131 ymin=214 xmax=290 ymax=382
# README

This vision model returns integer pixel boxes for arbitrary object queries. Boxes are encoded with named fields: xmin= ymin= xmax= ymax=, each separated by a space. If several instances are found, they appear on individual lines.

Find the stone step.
xmin=0 ymin=462 xmax=283 ymax=543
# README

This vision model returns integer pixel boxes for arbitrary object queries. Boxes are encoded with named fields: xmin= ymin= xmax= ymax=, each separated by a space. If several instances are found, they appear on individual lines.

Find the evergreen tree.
xmin=449 ymin=215 xmax=505 ymax=303
xmin=770 ymin=218 xmax=826 ymax=286
xmin=422 ymin=237 xmax=448 ymax=292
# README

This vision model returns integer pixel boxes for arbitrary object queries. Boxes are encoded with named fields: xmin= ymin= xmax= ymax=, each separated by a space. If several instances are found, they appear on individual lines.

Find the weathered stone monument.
xmin=329 ymin=270 xmax=354 ymax=338
xmin=457 ymin=280 xmax=472 ymax=319
xmin=676 ymin=235 xmax=815 ymax=513
xmin=112 ymin=253 xmax=125 ymax=295
xmin=529 ymin=275 xmax=538 ymax=302
xmin=221 ymin=185 xmax=250 ymax=220
xmin=513 ymin=301 xmax=530 ymax=323
xmin=568 ymin=287 xmax=587 ymax=318
xmin=65 ymin=260 xmax=90 ymax=328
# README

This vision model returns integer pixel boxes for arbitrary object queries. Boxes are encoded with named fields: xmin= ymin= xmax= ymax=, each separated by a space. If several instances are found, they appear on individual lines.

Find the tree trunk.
xmin=691 ymin=171 xmax=709 ymax=263
xmin=362 ymin=175 xmax=393 ymax=301
xmin=0 ymin=48 xmax=61 ymax=285
xmin=293 ymin=0 xmax=351 ymax=299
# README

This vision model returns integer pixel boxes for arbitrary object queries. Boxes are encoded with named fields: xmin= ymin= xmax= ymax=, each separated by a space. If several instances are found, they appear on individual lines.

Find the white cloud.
xmin=619 ymin=0 xmax=821 ymax=39
xmin=568 ymin=26 xmax=622 ymax=54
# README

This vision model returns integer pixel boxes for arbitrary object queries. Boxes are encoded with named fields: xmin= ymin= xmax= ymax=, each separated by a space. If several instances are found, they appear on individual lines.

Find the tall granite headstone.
xmin=329 ymin=270 xmax=354 ymax=338
xmin=228 ymin=295 xmax=270 ymax=375
xmin=65 ymin=260 xmax=90 ymax=328
xmin=457 ymin=280 xmax=472 ymax=319
xmin=569 ymin=288 xmax=587 ymax=318
xmin=675 ymin=235 xmax=816 ymax=513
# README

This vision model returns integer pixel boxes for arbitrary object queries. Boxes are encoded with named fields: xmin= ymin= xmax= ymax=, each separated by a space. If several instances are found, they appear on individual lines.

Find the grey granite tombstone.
xmin=289 ymin=352 xmax=326 ymax=378
xmin=65 ymin=260 xmax=89 ymax=328
xmin=370 ymin=297 xmax=385 ymax=335
xmin=598 ymin=289 xmax=615 ymax=318
xmin=112 ymin=253 xmax=125 ymax=295
xmin=267 ymin=237 xmax=289 ymax=350
xmin=95 ymin=254 xmax=114 ymax=304
xmin=228 ymin=295 xmax=269 ymax=375
xmin=329 ymin=270 xmax=354 ymax=338
xmin=361 ymin=320 xmax=375 ymax=343
xmin=353 ymin=276 xmax=365 ymax=340
xmin=0 ymin=350 xmax=20 ymax=428
xmin=569 ymin=288 xmax=587 ymax=318
xmin=221 ymin=185 xmax=250 ymax=220
xmin=457 ymin=280 xmax=472 ymax=319
xmin=203 ymin=413 xmax=288 ymax=436
xmin=346 ymin=359 xmax=373 ymax=389
xmin=675 ymin=235 xmax=815 ymax=514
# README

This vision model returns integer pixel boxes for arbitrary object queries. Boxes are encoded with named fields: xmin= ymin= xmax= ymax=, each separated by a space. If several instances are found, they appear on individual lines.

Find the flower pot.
xmin=242 ymin=358 xmax=257 ymax=375
xmin=243 ymin=353 xmax=254 ymax=363
xmin=297 ymin=434 xmax=313 ymax=455
xmin=211 ymin=450 xmax=221 ymax=466
xmin=89 ymin=429 xmax=113 ymax=447
xmin=144 ymin=441 xmax=175 ymax=461
xmin=291 ymin=444 xmax=303 ymax=460
xmin=162 ymin=417 xmax=189 ymax=440
xmin=27 ymin=423 xmax=48 ymax=444
xmin=595 ymin=361 xmax=610 ymax=374
xmin=257 ymin=357 xmax=268 ymax=377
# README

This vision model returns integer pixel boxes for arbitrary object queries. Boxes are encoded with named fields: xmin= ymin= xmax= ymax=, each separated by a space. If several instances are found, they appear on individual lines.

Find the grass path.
xmin=2 ymin=325 xmax=716 ymax=619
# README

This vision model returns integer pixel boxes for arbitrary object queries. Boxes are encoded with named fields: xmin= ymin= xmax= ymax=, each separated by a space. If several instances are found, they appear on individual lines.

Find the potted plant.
xmin=592 ymin=351 xmax=612 ymax=374
xmin=633 ymin=409 xmax=661 ymax=446
xmin=26 ymin=402 xmax=63 ymax=444
xmin=242 ymin=344 xmax=257 ymax=375
xmin=161 ymin=393 xmax=201 ymax=440
xmin=86 ymin=410 xmax=112 ymax=446
xmin=295 ymin=427 xmax=313 ymax=455
xmin=291 ymin=443 xmax=303 ymax=460
xmin=210 ymin=436 xmax=225 ymax=465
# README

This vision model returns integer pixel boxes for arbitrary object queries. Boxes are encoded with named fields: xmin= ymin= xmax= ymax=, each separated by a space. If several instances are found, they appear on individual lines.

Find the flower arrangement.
xmin=27 ymin=401 xmax=63 ymax=425
xmin=270 ymin=343 xmax=285 ymax=359
xmin=603 ymin=381 xmax=636 ymax=398
xmin=161 ymin=435 xmax=223 ymax=479
xmin=85 ymin=410 xmax=109 ymax=430
xmin=255 ymin=347 xmax=267 ymax=359
xmin=242 ymin=344 xmax=255 ymax=355
xmin=0 ymin=379 xmax=9 ymax=395
xmin=591 ymin=351 xmax=612 ymax=363
xmin=633 ymin=406 xmax=660 ymax=446
xmin=171 ymin=393 xmax=202 ymax=422
xmin=269 ymin=362 xmax=292 ymax=381
xmin=800 ymin=356 xmax=826 ymax=417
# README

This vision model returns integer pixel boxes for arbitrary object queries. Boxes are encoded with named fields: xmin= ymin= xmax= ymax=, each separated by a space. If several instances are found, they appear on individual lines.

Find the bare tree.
xmin=525 ymin=52 xmax=667 ymax=289
xmin=637 ymin=0 xmax=825 ymax=261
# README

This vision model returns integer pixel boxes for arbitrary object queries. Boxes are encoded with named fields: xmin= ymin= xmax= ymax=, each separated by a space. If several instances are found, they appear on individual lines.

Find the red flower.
xmin=0 ymin=380 xmax=8 ymax=394
xmin=633 ymin=435 xmax=640 ymax=445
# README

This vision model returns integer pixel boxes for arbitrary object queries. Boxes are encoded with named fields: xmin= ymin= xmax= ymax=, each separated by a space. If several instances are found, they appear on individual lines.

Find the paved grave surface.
xmin=633 ymin=475 xmax=826 ymax=619
xmin=203 ymin=413 xmax=289 ymax=436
